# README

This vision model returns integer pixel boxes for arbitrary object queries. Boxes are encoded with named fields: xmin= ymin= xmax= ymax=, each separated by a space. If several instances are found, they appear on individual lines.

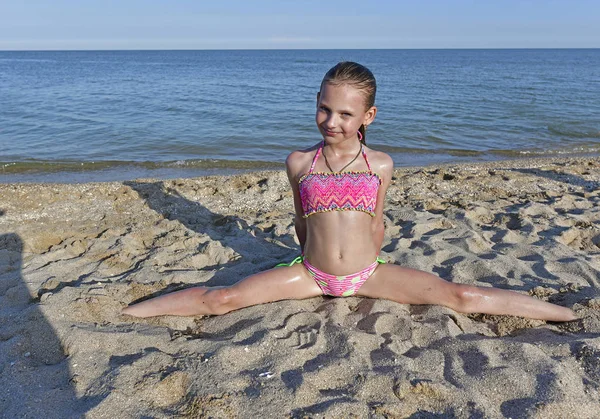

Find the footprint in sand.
xmin=558 ymin=227 xmax=600 ymax=251
xmin=385 ymin=207 xmax=417 ymax=222
xmin=464 ymin=206 xmax=496 ymax=226
xmin=412 ymin=218 xmax=455 ymax=238
xmin=273 ymin=312 xmax=322 ymax=350
xmin=84 ymin=348 xmax=187 ymax=414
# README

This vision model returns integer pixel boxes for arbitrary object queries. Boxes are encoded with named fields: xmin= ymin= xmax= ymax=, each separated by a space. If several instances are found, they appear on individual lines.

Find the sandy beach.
xmin=1 ymin=156 xmax=600 ymax=418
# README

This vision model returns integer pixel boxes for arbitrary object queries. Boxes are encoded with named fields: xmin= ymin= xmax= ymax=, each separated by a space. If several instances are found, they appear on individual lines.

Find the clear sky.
xmin=1 ymin=0 xmax=598 ymax=50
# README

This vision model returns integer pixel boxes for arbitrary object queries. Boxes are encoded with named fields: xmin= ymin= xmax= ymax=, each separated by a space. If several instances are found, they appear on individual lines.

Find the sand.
xmin=1 ymin=156 xmax=600 ymax=418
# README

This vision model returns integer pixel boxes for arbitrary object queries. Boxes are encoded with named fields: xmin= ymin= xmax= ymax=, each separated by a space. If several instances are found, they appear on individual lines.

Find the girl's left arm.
xmin=371 ymin=153 xmax=394 ymax=251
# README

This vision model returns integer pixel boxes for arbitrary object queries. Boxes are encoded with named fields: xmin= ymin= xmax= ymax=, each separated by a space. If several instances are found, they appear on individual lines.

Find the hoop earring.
xmin=357 ymin=130 xmax=363 ymax=142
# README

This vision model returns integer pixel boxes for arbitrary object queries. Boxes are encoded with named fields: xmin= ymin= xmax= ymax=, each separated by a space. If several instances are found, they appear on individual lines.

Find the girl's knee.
xmin=204 ymin=288 xmax=237 ymax=315
xmin=449 ymin=284 xmax=482 ymax=313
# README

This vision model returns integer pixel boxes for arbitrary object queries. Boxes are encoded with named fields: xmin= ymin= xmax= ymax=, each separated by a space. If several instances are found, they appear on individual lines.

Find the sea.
xmin=1 ymin=49 xmax=599 ymax=183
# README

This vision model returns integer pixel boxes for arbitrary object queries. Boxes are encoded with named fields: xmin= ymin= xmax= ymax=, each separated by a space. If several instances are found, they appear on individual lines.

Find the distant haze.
xmin=0 ymin=0 xmax=599 ymax=50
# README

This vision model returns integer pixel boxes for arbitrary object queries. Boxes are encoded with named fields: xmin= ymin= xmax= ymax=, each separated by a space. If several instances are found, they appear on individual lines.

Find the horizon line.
xmin=1 ymin=47 xmax=599 ymax=52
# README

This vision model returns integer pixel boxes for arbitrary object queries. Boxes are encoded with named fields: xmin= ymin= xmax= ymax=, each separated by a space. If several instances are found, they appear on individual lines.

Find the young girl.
xmin=122 ymin=62 xmax=576 ymax=322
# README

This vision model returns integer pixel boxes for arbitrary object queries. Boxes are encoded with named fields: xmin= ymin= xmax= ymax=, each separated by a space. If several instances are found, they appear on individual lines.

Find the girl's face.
xmin=316 ymin=82 xmax=376 ymax=143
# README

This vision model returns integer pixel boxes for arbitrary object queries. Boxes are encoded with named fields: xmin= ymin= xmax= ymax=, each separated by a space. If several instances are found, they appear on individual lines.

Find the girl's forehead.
xmin=319 ymin=83 xmax=366 ymax=106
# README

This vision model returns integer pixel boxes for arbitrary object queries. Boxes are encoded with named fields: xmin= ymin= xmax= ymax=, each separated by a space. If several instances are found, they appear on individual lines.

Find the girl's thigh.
xmin=226 ymin=263 xmax=323 ymax=308
xmin=355 ymin=263 xmax=459 ymax=306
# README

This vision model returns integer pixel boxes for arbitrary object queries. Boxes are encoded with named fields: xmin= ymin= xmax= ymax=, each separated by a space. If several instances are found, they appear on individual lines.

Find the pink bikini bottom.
xmin=276 ymin=255 xmax=386 ymax=297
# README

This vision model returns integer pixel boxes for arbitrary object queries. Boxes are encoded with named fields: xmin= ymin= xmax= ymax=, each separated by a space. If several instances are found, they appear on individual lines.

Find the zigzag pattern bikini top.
xmin=298 ymin=142 xmax=381 ymax=218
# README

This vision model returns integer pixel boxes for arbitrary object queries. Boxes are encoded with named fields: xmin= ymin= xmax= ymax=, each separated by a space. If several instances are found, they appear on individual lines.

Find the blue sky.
xmin=1 ymin=0 xmax=598 ymax=50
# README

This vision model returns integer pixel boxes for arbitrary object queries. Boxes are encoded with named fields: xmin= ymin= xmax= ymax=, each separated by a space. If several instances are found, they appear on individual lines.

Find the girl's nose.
xmin=325 ymin=114 xmax=338 ymax=127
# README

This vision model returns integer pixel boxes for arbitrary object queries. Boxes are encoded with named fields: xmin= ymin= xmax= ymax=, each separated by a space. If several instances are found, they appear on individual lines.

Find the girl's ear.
xmin=364 ymin=106 xmax=377 ymax=126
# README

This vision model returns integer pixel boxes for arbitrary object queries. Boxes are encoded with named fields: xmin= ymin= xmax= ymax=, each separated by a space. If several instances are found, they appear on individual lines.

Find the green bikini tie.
xmin=274 ymin=255 xmax=304 ymax=267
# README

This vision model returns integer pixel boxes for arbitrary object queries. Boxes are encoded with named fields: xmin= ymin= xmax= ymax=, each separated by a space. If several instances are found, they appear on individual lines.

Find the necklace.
xmin=322 ymin=144 xmax=362 ymax=173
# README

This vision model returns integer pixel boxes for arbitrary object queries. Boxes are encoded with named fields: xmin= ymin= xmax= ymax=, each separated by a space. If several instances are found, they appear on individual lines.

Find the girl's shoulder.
xmin=285 ymin=142 xmax=321 ymax=175
xmin=364 ymin=146 xmax=394 ymax=174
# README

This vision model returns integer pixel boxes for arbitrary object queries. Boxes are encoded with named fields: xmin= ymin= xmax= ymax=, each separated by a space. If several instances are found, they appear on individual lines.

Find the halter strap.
xmin=308 ymin=142 xmax=323 ymax=173
xmin=309 ymin=141 xmax=372 ymax=173
xmin=362 ymin=146 xmax=371 ymax=171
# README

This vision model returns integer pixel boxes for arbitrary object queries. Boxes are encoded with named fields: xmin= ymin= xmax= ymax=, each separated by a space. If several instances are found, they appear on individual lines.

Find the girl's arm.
xmin=294 ymin=215 xmax=307 ymax=253
xmin=371 ymin=153 xmax=394 ymax=252
xmin=286 ymin=152 xmax=308 ymax=252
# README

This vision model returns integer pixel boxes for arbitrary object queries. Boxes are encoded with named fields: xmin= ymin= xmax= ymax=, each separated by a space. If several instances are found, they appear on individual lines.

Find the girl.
xmin=122 ymin=62 xmax=576 ymax=322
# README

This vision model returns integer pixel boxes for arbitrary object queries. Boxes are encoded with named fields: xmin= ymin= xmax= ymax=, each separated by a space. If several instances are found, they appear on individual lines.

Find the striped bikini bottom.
xmin=278 ymin=255 xmax=386 ymax=297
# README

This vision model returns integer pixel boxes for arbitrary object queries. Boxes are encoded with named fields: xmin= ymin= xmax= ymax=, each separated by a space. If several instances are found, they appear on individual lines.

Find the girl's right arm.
xmin=286 ymin=152 xmax=308 ymax=252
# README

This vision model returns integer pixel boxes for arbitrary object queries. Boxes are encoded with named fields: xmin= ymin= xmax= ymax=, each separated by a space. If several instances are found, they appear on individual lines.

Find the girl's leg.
xmin=356 ymin=264 xmax=577 ymax=322
xmin=122 ymin=264 xmax=322 ymax=318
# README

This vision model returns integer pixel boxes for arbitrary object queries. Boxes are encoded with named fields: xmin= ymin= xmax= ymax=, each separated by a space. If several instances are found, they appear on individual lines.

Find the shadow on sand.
xmin=0 ymin=232 xmax=94 ymax=417
xmin=123 ymin=180 xmax=300 ymax=301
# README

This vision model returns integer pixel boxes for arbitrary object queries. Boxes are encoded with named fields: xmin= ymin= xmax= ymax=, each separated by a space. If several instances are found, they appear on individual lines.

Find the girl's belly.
xmin=303 ymin=212 xmax=378 ymax=275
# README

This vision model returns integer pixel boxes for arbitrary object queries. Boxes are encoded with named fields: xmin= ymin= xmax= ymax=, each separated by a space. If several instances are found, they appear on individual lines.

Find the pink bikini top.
xmin=298 ymin=142 xmax=381 ymax=218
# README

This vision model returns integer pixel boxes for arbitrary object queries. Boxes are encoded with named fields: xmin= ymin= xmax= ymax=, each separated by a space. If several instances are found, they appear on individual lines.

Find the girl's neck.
xmin=323 ymin=137 xmax=362 ymax=156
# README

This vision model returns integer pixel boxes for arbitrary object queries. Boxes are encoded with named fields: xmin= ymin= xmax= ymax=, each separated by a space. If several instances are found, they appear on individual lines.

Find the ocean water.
xmin=1 ymin=49 xmax=599 ymax=182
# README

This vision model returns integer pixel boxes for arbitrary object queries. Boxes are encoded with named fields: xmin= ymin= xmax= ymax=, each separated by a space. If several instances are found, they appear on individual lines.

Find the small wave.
xmin=376 ymin=144 xmax=484 ymax=156
xmin=493 ymin=145 xmax=600 ymax=157
xmin=548 ymin=124 xmax=600 ymax=139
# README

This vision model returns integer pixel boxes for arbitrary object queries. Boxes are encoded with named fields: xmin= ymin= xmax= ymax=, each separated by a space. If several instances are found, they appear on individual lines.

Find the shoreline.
xmin=1 ymin=155 xmax=599 ymax=416
xmin=2 ymin=152 xmax=600 ymax=185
